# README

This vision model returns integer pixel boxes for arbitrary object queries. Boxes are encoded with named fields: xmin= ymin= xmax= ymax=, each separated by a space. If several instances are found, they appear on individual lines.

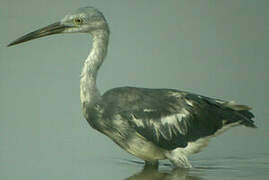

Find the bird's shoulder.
xmin=101 ymin=86 xmax=218 ymax=112
xmin=102 ymin=86 xmax=191 ymax=112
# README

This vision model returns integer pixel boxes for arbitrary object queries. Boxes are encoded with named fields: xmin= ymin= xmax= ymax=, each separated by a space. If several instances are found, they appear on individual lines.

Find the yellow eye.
xmin=74 ymin=17 xmax=83 ymax=25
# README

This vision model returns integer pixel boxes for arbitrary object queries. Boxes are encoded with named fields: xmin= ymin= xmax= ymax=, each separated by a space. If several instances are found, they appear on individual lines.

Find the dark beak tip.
xmin=7 ymin=21 xmax=65 ymax=48
xmin=7 ymin=40 xmax=21 ymax=47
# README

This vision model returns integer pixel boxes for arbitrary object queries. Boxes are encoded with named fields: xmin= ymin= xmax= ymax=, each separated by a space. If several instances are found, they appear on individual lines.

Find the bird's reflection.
xmin=124 ymin=164 xmax=205 ymax=180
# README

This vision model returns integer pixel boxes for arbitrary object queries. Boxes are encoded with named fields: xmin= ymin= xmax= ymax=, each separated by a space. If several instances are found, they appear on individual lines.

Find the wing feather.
xmin=102 ymin=87 xmax=255 ymax=150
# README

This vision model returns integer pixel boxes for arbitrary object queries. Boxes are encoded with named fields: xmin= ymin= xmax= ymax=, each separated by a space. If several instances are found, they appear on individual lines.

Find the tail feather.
xmin=237 ymin=110 xmax=256 ymax=128
xmin=201 ymin=97 xmax=256 ymax=129
xmin=223 ymin=101 xmax=252 ymax=111
xmin=237 ymin=109 xmax=255 ymax=119
xmin=223 ymin=101 xmax=256 ymax=128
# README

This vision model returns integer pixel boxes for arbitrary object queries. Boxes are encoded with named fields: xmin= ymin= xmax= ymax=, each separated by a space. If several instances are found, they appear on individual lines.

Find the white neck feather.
xmin=80 ymin=30 xmax=109 ymax=107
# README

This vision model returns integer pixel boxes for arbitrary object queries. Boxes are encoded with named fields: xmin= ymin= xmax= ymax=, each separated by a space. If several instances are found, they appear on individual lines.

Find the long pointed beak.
xmin=8 ymin=22 xmax=68 ymax=47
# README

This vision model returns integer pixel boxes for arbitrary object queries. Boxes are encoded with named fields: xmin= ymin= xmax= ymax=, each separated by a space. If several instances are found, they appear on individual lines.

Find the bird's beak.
xmin=8 ymin=21 xmax=68 ymax=47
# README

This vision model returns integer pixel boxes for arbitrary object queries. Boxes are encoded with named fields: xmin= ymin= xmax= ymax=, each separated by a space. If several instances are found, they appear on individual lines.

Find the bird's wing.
xmin=102 ymin=87 xmax=255 ymax=151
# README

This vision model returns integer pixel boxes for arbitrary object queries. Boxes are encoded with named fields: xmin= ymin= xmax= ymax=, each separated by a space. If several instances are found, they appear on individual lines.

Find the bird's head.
xmin=8 ymin=7 xmax=108 ymax=47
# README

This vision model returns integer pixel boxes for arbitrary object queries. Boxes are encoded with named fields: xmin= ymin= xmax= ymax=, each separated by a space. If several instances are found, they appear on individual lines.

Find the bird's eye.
xmin=74 ymin=17 xmax=83 ymax=25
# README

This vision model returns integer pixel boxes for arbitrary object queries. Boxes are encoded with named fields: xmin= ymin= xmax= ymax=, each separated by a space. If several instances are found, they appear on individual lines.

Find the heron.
xmin=8 ymin=7 xmax=256 ymax=168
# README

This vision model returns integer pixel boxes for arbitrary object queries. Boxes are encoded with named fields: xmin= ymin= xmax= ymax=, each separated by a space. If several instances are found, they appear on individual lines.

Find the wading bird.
xmin=8 ymin=7 xmax=256 ymax=168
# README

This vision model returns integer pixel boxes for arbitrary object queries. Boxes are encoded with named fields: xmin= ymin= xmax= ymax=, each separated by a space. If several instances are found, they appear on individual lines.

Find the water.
xmin=99 ymin=154 xmax=269 ymax=180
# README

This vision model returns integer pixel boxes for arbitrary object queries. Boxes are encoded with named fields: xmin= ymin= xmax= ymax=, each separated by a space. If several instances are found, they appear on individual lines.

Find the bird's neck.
xmin=80 ymin=30 xmax=109 ymax=108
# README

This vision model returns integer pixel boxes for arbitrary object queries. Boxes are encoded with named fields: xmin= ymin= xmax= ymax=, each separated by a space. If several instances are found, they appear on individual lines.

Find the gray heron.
xmin=8 ymin=7 xmax=256 ymax=168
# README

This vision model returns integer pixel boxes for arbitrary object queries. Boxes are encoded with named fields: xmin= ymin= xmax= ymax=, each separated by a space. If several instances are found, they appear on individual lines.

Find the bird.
xmin=8 ymin=7 xmax=256 ymax=168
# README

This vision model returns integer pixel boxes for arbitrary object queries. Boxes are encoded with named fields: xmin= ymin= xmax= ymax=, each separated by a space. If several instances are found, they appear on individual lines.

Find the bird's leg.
xmin=165 ymin=149 xmax=192 ymax=168
xmin=168 ymin=156 xmax=192 ymax=168
xmin=144 ymin=160 xmax=159 ymax=169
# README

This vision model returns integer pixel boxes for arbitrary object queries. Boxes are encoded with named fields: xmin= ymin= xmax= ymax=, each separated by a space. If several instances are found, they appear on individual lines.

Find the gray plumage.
xmin=8 ymin=7 xmax=256 ymax=168
xmin=101 ymin=87 xmax=255 ymax=149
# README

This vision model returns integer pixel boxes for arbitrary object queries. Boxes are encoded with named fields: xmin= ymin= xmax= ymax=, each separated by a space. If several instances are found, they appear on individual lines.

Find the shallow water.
xmin=109 ymin=153 xmax=269 ymax=180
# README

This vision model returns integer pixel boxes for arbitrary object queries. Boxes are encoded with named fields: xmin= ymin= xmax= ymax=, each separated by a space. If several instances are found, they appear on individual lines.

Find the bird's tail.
xmin=223 ymin=101 xmax=256 ymax=128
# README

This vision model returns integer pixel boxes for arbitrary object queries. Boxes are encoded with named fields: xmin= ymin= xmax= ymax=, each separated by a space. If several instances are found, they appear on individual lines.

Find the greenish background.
xmin=1 ymin=0 xmax=269 ymax=179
